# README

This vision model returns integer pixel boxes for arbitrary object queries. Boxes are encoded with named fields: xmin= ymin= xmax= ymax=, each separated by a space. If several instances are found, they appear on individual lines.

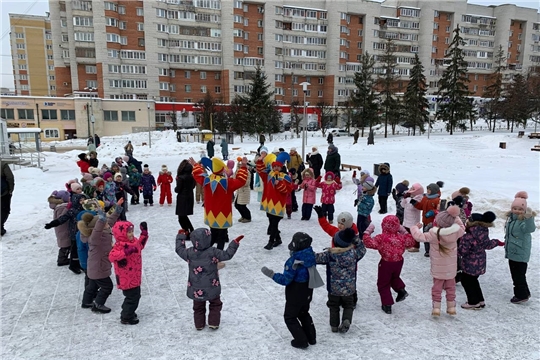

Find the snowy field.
xmin=1 ymin=123 xmax=539 ymax=360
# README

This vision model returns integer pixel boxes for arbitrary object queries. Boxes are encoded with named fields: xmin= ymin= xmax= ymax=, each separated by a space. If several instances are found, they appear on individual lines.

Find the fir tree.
xmin=403 ymin=54 xmax=429 ymax=135
xmin=500 ymin=73 xmax=532 ymax=132
xmin=377 ymin=39 xmax=399 ymax=137
xmin=436 ymin=26 xmax=473 ymax=135
xmin=483 ymin=45 xmax=506 ymax=132
xmin=352 ymin=52 xmax=379 ymax=137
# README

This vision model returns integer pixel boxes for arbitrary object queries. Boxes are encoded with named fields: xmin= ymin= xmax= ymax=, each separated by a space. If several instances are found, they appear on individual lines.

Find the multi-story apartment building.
xmin=9 ymin=14 xmax=56 ymax=96
xmin=20 ymin=0 xmax=540 ymax=106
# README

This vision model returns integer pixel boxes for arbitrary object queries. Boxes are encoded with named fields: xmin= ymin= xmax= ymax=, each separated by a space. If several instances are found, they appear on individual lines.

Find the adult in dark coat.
xmin=306 ymin=146 xmax=323 ymax=178
xmin=175 ymin=160 xmax=196 ymax=232
xmin=323 ymin=144 xmax=341 ymax=179
xmin=94 ymin=134 xmax=101 ymax=148
xmin=353 ymin=130 xmax=360 ymax=144
xmin=206 ymin=139 xmax=215 ymax=158
xmin=1 ymin=162 xmax=15 ymax=236
xmin=127 ymin=155 xmax=143 ymax=174
xmin=327 ymin=133 xmax=333 ymax=144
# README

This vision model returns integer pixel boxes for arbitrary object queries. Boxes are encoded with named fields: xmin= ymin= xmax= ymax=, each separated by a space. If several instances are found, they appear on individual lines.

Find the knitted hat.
xmin=82 ymin=173 xmax=93 ymax=182
xmin=93 ymin=177 xmax=105 ymax=187
xmin=122 ymin=156 xmax=130 ymax=162
xmin=470 ymin=211 xmax=496 ymax=224
xmin=143 ymin=164 xmax=149 ymax=170
xmin=363 ymin=176 xmax=375 ymax=191
xmin=103 ymin=172 xmax=113 ymax=181
xmin=71 ymin=183 xmax=82 ymax=192
xmin=259 ymin=146 xmax=269 ymax=155
xmin=511 ymin=191 xmax=528 ymax=211
xmin=114 ymin=172 xmax=122 ymax=180
xmin=325 ymin=171 xmax=335 ymax=181
xmin=290 ymin=147 xmax=297 ymax=152
xmin=336 ymin=212 xmax=354 ymax=229
xmin=288 ymin=232 xmax=313 ymax=252
xmin=55 ymin=190 xmax=70 ymax=203
xmin=360 ymin=169 xmax=370 ymax=177
xmin=78 ymin=153 xmax=87 ymax=160
xmin=427 ymin=183 xmax=440 ymax=194
xmin=435 ymin=205 xmax=460 ymax=228
xmin=407 ymin=183 xmax=424 ymax=197
xmin=161 ymin=164 xmax=168 ymax=173
xmin=395 ymin=181 xmax=409 ymax=194
xmin=334 ymin=228 xmax=356 ymax=248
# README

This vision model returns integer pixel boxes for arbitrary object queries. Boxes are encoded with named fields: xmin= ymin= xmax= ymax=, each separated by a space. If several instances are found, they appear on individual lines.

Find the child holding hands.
xmin=109 ymin=219 xmax=149 ymax=324
xmin=298 ymin=168 xmax=317 ymax=220
xmin=363 ymin=215 xmax=416 ymax=314
xmin=176 ymin=228 xmax=243 ymax=330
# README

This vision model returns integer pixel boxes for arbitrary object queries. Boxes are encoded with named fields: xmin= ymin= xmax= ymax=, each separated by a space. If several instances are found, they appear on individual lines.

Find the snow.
xmin=2 ymin=124 xmax=539 ymax=360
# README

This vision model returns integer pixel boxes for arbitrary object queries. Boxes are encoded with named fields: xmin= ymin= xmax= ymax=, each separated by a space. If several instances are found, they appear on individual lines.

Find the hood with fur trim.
xmin=77 ymin=210 xmax=98 ymax=237
xmin=429 ymin=223 xmax=463 ymax=247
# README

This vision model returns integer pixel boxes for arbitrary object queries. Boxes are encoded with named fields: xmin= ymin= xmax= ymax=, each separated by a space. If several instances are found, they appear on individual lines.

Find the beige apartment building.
xmin=10 ymin=0 xmax=540 ymax=105
xmin=0 ymin=96 xmax=156 ymax=141
xmin=9 ymin=14 xmax=56 ymax=97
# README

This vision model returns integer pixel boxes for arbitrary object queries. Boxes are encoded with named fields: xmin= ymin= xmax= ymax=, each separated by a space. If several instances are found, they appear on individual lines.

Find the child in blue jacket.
xmin=357 ymin=177 xmax=376 ymax=234
xmin=261 ymin=232 xmax=324 ymax=349
xmin=375 ymin=163 xmax=393 ymax=214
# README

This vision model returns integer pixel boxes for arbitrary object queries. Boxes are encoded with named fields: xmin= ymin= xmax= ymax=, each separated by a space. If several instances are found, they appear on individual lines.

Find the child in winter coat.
xmin=374 ymin=163 xmax=393 ymax=214
xmin=102 ymin=172 xmax=117 ymax=208
xmin=317 ymin=171 xmax=342 ymax=224
xmin=356 ymin=177 xmax=376 ymax=234
xmin=128 ymin=165 xmax=141 ymax=205
xmin=82 ymin=199 xmax=124 ymax=313
xmin=176 ymin=228 xmax=243 ymax=330
xmin=504 ymin=191 xmax=537 ymax=304
xmin=315 ymin=228 xmax=366 ymax=333
xmin=261 ymin=232 xmax=323 ymax=348
xmin=298 ymin=168 xmax=317 ymax=220
xmin=410 ymin=182 xmax=444 ymax=257
xmin=109 ymin=219 xmax=149 ymax=325
xmin=411 ymin=206 xmax=465 ymax=316
xmin=76 ymin=153 xmax=91 ymax=174
xmin=450 ymin=187 xmax=473 ymax=219
xmin=363 ymin=215 xmax=416 ymax=314
xmin=140 ymin=164 xmax=157 ymax=206
xmin=402 ymin=183 xmax=424 ymax=252
xmin=114 ymin=173 xmax=133 ymax=221
xmin=88 ymin=151 xmax=99 ymax=168
xmin=391 ymin=180 xmax=409 ymax=225
xmin=48 ymin=190 xmax=71 ymax=266
xmin=157 ymin=165 xmax=173 ymax=206
xmin=81 ymin=173 xmax=96 ymax=199
xmin=234 ymin=159 xmax=252 ymax=223
xmin=458 ymin=211 xmax=504 ymax=309
xmin=352 ymin=169 xmax=370 ymax=205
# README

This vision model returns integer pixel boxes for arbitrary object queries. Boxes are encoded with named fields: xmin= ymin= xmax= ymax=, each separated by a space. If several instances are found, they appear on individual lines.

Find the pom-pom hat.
xmin=435 ymin=205 xmax=460 ymax=228
xmin=334 ymin=228 xmax=356 ymax=248
xmin=511 ymin=191 xmax=528 ymax=211
xmin=470 ymin=211 xmax=496 ymax=224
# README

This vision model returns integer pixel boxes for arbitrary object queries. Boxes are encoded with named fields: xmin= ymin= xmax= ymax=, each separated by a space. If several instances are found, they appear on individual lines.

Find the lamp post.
xmin=300 ymin=82 xmax=310 ymax=160
xmin=84 ymin=87 xmax=97 ymax=138
xmin=147 ymin=102 xmax=152 ymax=148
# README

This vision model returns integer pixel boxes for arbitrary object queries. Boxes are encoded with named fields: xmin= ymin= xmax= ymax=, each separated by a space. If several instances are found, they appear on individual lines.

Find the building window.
xmin=119 ymin=21 xmax=127 ymax=30
xmin=48 ymin=65 xmax=54 ymax=71
xmin=136 ymin=7 xmax=143 ymax=16
xmin=121 ymin=111 xmax=136 ymax=121
xmin=201 ymin=85 xmax=207 ymax=93
xmin=17 ymin=109 xmax=34 ymax=120
xmin=16 ymin=43 xmax=25 ymax=49
xmin=0 ymin=109 xmax=14 ymax=119
xmin=258 ymin=20 xmax=263 ymax=27
xmin=44 ymin=129 xmax=59 ymax=138
xmin=118 ymin=5 xmax=126 ymax=14
xmin=19 ymin=74 xmax=28 ymax=80
xmin=86 ymin=80 xmax=97 ymax=88
xmin=49 ymin=75 xmax=55 ymax=81
xmin=446 ymin=26 xmax=450 ymax=33
xmin=15 ymin=32 xmax=24 ymax=39
xmin=61 ymin=18 xmax=67 ymax=27
xmin=41 ymin=109 xmax=58 ymax=120
xmin=200 ymin=71 xmax=207 ymax=79
xmin=185 ymin=71 xmax=191 ymax=79
xmin=318 ymin=77 xmax=324 ymax=84
xmin=185 ymin=85 xmax=191 ymax=92
xmin=86 ymin=65 xmax=97 ymax=74
xmin=104 ymin=110 xmax=118 ymax=121
xmin=17 ymin=54 xmax=26 ymax=60
xmin=46 ymin=44 xmax=53 ymax=50
xmin=60 ymin=110 xmax=76 ymax=120
xmin=62 ymin=34 xmax=69 ymax=42
xmin=318 ymin=90 xmax=323 ymax=97
xmin=137 ymin=23 xmax=144 ymax=31
xmin=214 ymin=72 xmax=220 ymax=80
xmin=215 ymin=86 xmax=221 ymax=93
xmin=159 ymin=82 xmax=169 ymax=90
xmin=18 ymin=65 xmax=27 ymax=70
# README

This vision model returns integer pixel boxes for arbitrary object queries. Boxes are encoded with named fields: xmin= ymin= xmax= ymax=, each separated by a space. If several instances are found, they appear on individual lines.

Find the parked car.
xmin=331 ymin=129 xmax=351 ymax=137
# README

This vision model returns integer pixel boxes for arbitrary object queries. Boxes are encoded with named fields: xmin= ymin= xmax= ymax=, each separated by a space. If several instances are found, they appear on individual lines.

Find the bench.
xmin=531 ymin=145 xmax=540 ymax=152
xmin=518 ymin=131 xmax=525 ymax=138
xmin=232 ymin=147 xmax=241 ymax=151
xmin=528 ymin=133 xmax=540 ymax=139
xmin=341 ymin=164 xmax=362 ymax=171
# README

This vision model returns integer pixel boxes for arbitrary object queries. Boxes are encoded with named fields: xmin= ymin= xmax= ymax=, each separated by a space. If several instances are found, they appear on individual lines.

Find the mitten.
xmin=398 ymin=225 xmax=408 ymax=235
xmin=365 ymin=223 xmax=375 ymax=235
xmin=335 ymin=177 xmax=341 ymax=184
xmin=233 ymin=235 xmax=244 ymax=243
xmin=313 ymin=205 xmax=323 ymax=218
xmin=261 ymin=266 xmax=275 ymax=279
xmin=354 ymin=199 xmax=359 ymax=207
xmin=124 ymin=245 xmax=138 ymax=256
xmin=425 ymin=210 xmax=435 ymax=218
xmin=153 ymin=186 xmax=157 ymax=191
xmin=315 ymin=176 xmax=322 ymax=182
xmin=140 ymin=222 xmax=148 ymax=231
xmin=409 ymin=199 xmax=418 ymax=205
xmin=352 ymin=170 xmax=357 ymax=178
xmin=44 ymin=219 xmax=60 ymax=229
xmin=403 ymin=192 xmax=411 ymax=199
xmin=497 ymin=240 xmax=505 ymax=246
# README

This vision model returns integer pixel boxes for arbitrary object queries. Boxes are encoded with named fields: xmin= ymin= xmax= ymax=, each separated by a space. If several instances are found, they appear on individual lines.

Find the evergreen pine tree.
xmin=483 ymin=45 xmax=506 ymax=132
xmin=436 ymin=26 xmax=473 ymax=135
xmin=403 ymin=54 xmax=429 ymax=135
xmin=352 ymin=52 xmax=379 ymax=137
xmin=377 ymin=39 xmax=399 ymax=137
xmin=500 ymin=73 xmax=532 ymax=132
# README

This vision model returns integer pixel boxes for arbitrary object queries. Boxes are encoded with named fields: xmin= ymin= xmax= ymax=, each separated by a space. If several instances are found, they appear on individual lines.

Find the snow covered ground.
xmin=1 ymin=124 xmax=539 ymax=360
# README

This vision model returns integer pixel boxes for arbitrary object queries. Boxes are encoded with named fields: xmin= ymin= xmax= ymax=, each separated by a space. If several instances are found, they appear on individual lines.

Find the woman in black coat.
xmin=175 ymin=159 xmax=196 ymax=232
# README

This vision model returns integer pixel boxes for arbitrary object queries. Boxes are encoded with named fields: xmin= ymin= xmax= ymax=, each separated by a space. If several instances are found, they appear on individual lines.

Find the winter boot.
xmin=302 ymin=319 xmax=317 ymax=345
xmin=68 ymin=259 xmax=82 ymax=274
xmin=121 ymin=317 xmax=140 ymax=325
xmin=272 ymin=238 xmax=282 ymax=247
xmin=446 ymin=301 xmax=457 ymax=315
xmin=432 ymin=302 xmax=441 ymax=317
xmin=331 ymin=327 xmax=339 ymax=333
xmin=57 ymin=247 xmax=70 ymax=266
xmin=510 ymin=296 xmax=528 ymax=304
xmin=290 ymin=340 xmax=308 ymax=349
xmin=381 ymin=305 xmax=392 ymax=314
xmin=91 ymin=303 xmax=111 ymax=314
xmin=460 ymin=302 xmax=484 ymax=310
xmin=264 ymin=239 xmax=274 ymax=250
xmin=395 ymin=289 xmax=409 ymax=303
xmin=338 ymin=319 xmax=351 ymax=333
xmin=209 ymin=325 xmax=219 ymax=330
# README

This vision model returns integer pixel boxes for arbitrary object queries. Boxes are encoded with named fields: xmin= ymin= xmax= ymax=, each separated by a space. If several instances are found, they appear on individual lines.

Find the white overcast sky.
xmin=0 ymin=0 xmax=539 ymax=90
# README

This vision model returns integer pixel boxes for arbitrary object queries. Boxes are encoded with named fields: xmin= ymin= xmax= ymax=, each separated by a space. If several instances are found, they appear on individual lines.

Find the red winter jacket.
xmin=318 ymin=216 xmax=359 ymax=248
xmin=77 ymin=160 xmax=90 ymax=174
xmin=363 ymin=215 xmax=416 ymax=262
xmin=109 ymin=221 xmax=149 ymax=290
xmin=157 ymin=172 xmax=173 ymax=191
xmin=413 ymin=194 xmax=441 ymax=226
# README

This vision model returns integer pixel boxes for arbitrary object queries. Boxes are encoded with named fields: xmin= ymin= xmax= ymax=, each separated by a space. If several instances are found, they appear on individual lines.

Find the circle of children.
xmin=44 ymin=143 xmax=536 ymax=349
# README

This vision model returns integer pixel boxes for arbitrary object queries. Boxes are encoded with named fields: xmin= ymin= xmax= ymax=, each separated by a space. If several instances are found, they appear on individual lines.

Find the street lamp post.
xmin=300 ymin=82 xmax=310 ymax=160
xmin=147 ymin=102 xmax=152 ymax=148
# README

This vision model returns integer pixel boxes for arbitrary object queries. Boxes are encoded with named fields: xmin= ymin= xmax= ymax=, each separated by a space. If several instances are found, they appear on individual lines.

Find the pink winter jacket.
xmin=363 ymin=215 xmax=417 ymax=262
xmin=109 ymin=221 xmax=149 ymax=290
xmin=401 ymin=194 xmax=423 ymax=229
xmin=299 ymin=178 xmax=317 ymax=204
xmin=411 ymin=218 xmax=465 ymax=280
xmin=317 ymin=181 xmax=342 ymax=204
